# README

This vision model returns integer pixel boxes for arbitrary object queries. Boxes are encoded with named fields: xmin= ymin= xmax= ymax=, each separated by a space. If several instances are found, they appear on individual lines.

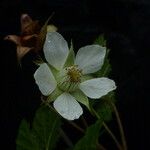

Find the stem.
xmin=42 ymin=98 xmax=85 ymax=134
xmin=59 ymin=128 xmax=73 ymax=148
xmin=81 ymin=116 xmax=88 ymax=128
xmin=68 ymin=121 xmax=85 ymax=133
xmin=91 ymin=107 xmax=123 ymax=150
xmin=109 ymin=102 xmax=127 ymax=150
xmin=96 ymin=141 xmax=107 ymax=150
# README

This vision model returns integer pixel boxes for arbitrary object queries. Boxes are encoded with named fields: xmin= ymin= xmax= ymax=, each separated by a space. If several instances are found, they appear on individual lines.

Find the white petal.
xmin=75 ymin=45 xmax=106 ymax=74
xmin=43 ymin=32 xmax=69 ymax=70
xmin=53 ymin=93 xmax=83 ymax=120
xmin=34 ymin=63 xmax=57 ymax=96
xmin=79 ymin=78 xmax=116 ymax=99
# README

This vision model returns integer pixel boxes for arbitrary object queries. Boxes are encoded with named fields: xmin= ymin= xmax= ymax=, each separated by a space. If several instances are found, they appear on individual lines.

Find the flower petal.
xmin=43 ymin=32 xmax=69 ymax=70
xmin=79 ymin=78 xmax=116 ymax=99
xmin=75 ymin=45 xmax=106 ymax=74
xmin=34 ymin=63 xmax=57 ymax=96
xmin=53 ymin=93 xmax=83 ymax=120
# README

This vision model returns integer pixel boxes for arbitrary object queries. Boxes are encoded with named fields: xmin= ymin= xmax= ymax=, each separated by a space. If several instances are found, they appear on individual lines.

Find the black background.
xmin=1 ymin=0 xmax=149 ymax=149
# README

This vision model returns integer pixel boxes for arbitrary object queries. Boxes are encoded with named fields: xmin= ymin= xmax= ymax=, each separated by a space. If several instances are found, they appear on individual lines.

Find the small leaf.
xmin=16 ymin=106 xmax=61 ymax=150
xmin=94 ymin=35 xmax=106 ymax=47
xmin=73 ymin=120 xmax=102 ymax=150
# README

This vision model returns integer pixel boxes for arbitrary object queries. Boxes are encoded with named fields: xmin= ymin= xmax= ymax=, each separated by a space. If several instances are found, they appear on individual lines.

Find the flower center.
xmin=58 ymin=65 xmax=82 ymax=92
xmin=66 ymin=65 xmax=82 ymax=82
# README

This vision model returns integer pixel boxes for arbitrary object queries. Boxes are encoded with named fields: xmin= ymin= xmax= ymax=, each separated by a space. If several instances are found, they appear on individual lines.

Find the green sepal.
xmin=33 ymin=55 xmax=45 ymax=66
xmin=64 ymin=40 xmax=75 ymax=67
xmin=47 ymin=87 xmax=63 ymax=103
xmin=81 ymin=75 xmax=93 ymax=82
xmin=36 ymin=13 xmax=54 ymax=51
xmin=71 ymin=89 xmax=90 ymax=110
xmin=47 ymin=63 xmax=59 ymax=78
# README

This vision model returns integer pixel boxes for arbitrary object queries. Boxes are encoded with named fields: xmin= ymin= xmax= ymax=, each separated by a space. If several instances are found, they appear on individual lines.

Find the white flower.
xmin=34 ymin=32 xmax=116 ymax=120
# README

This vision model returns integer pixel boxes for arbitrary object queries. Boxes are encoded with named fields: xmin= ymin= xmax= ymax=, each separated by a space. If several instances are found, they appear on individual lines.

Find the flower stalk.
xmin=91 ymin=107 xmax=123 ymax=150
xmin=108 ymin=101 xmax=127 ymax=150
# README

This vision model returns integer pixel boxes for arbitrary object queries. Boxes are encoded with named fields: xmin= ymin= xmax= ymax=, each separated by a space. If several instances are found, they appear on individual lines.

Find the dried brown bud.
xmin=4 ymin=13 xmax=57 ymax=61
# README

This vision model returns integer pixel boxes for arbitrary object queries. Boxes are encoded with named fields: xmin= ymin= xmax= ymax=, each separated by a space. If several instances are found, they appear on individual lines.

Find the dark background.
xmin=1 ymin=0 xmax=149 ymax=149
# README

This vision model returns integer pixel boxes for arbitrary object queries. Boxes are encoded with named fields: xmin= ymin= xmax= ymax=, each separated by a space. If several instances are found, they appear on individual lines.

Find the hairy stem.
xmin=81 ymin=116 xmax=88 ymax=128
xmin=68 ymin=121 xmax=85 ymax=133
xmin=96 ymin=141 xmax=107 ymax=150
xmin=91 ymin=107 xmax=123 ymax=150
xmin=42 ymin=98 xmax=85 ymax=134
xmin=109 ymin=101 xmax=127 ymax=150
xmin=59 ymin=128 xmax=73 ymax=148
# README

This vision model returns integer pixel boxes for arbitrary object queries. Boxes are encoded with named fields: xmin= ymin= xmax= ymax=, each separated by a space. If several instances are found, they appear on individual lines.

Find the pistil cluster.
xmin=58 ymin=65 xmax=82 ymax=92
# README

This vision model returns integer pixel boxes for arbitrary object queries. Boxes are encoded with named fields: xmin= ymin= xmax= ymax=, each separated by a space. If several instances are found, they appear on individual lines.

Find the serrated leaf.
xmin=95 ymin=92 xmax=116 ymax=122
xmin=16 ymin=106 xmax=61 ymax=150
xmin=96 ymin=58 xmax=111 ymax=77
xmin=16 ymin=120 xmax=39 ymax=150
xmin=94 ymin=48 xmax=111 ymax=77
xmin=94 ymin=35 xmax=111 ymax=77
xmin=96 ymin=100 xmax=112 ymax=122
xmin=94 ymin=35 xmax=106 ymax=47
xmin=73 ymin=120 xmax=102 ymax=150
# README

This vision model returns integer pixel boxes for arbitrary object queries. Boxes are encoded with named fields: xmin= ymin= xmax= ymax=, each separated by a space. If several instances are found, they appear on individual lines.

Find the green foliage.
xmin=95 ymin=92 xmax=116 ymax=122
xmin=16 ymin=106 xmax=61 ymax=150
xmin=16 ymin=34 xmax=117 ymax=150
xmin=94 ymin=35 xmax=106 ymax=47
xmin=73 ymin=120 xmax=102 ymax=150
xmin=91 ymin=35 xmax=115 ymax=122
xmin=94 ymin=35 xmax=111 ymax=77
xmin=96 ymin=55 xmax=111 ymax=77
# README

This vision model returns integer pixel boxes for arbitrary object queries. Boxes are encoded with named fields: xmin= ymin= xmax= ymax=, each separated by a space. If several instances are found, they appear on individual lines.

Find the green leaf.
xmin=95 ymin=92 xmax=116 ymax=122
xmin=96 ymin=58 xmax=111 ymax=77
xmin=73 ymin=120 xmax=102 ymax=150
xmin=94 ymin=35 xmax=111 ymax=77
xmin=94 ymin=35 xmax=106 ymax=47
xmin=16 ymin=120 xmax=39 ymax=150
xmin=94 ymin=48 xmax=111 ymax=77
xmin=16 ymin=106 xmax=61 ymax=150
xmin=64 ymin=40 xmax=75 ymax=67
xmin=71 ymin=89 xmax=90 ymax=110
